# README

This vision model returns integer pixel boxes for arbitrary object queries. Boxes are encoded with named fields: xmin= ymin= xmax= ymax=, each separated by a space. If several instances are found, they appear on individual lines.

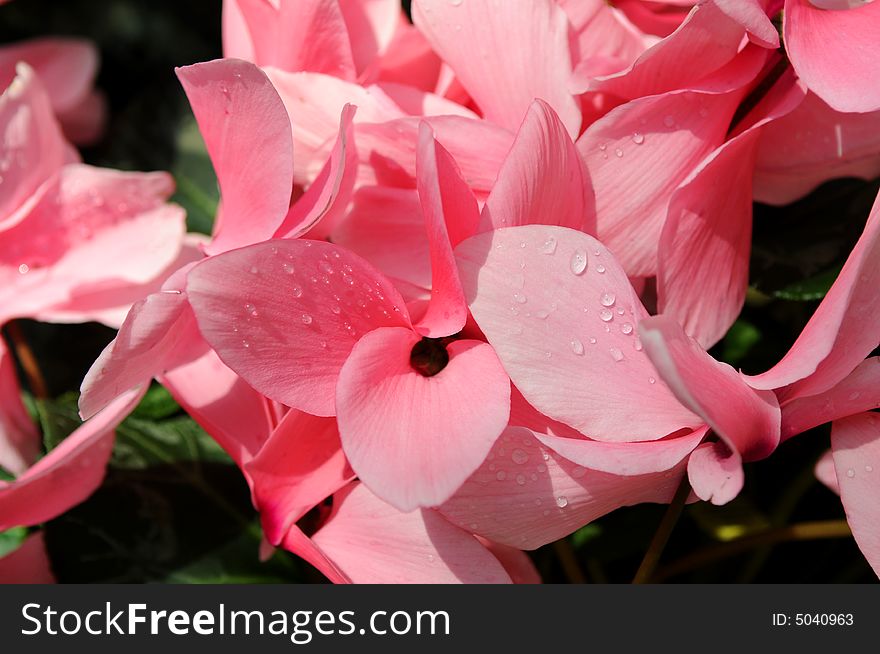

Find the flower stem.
xmin=632 ymin=474 xmax=692 ymax=584
xmin=553 ymin=539 xmax=588 ymax=584
xmin=5 ymin=321 xmax=49 ymax=399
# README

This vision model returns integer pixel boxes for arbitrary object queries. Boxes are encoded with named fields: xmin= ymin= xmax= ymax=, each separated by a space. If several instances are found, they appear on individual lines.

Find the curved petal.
xmin=186 ymin=239 xmax=411 ymax=416
xmin=784 ymin=0 xmax=880 ymax=112
xmin=0 ymin=532 xmax=54 ymax=584
xmin=440 ymin=426 xmax=688 ymax=549
xmin=176 ymin=58 xmax=294 ymax=253
xmin=559 ymin=0 xmax=652 ymax=72
xmin=313 ymin=482 xmax=513 ymax=583
xmin=412 ymin=0 xmax=581 ymax=136
xmin=686 ymin=440 xmax=744 ymax=505
xmin=714 ymin=0 xmax=779 ymax=48
xmin=475 ymin=536 xmax=542 ymax=584
xmin=339 ymin=0 xmax=401 ymax=77
xmin=0 ymin=388 xmax=143 ymax=530
xmin=414 ymin=124 xmax=478 ymax=337
xmin=815 ymin=449 xmax=840 ymax=495
xmin=247 ymin=410 xmax=354 ymax=545
xmin=0 ymin=339 xmax=39 ymax=476
xmin=745 ymin=190 xmax=880 ymax=395
xmin=481 ymin=100 xmax=596 ymax=235
xmin=781 ymin=357 xmax=880 ymax=440
xmin=337 ymin=327 xmax=509 ymax=511
xmin=640 ymin=315 xmax=781 ymax=461
xmin=222 ymin=0 xmax=256 ymax=61
xmin=455 ymin=225 xmax=700 ymax=442
xmin=830 ymin=412 xmax=880 ymax=577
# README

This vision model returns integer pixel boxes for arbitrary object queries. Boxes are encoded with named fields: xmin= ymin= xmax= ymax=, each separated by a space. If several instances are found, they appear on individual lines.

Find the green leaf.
xmin=35 ymin=392 xmax=82 ymax=452
xmin=0 ymin=526 xmax=28 ymax=558
xmin=719 ymin=319 xmax=762 ymax=367
xmin=131 ymin=384 xmax=183 ymax=420
xmin=570 ymin=524 xmax=603 ymax=550
xmin=772 ymin=265 xmax=842 ymax=301
xmin=113 ymin=416 xmax=231 ymax=470
xmin=688 ymin=496 xmax=770 ymax=542
xmin=172 ymin=113 xmax=218 ymax=235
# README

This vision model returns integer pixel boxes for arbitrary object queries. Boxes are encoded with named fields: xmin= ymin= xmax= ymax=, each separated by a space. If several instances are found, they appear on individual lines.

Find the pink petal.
xmin=54 ymin=88 xmax=106 ymax=146
xmin=234 ymin=0 xmax=356 ymax=79
xmin=338 ymin=0 xmax=401 ymax=77
xmin=584 ymin=1 xmax=748 ymax=99
xmin=784 ymin=0 xmax=880 ymax=112
xmin=640 ymin=315 xmax=781 ymax=460
xmin=781 ymin=357 xmax=880 ymax=440
xmin=815 ymin=449 xmax=840 ymax=495
xmin=332 ymin=187 xmax=431 ymax=290
xmin=0 ymin=339 xmax=39 ymax=476
xmin=576 ymin=48 xmax=765 ymax=276
xmin=413 ymin=124 xmax=478 ymax=337
xmin=714 ymin=0 xmax=779 ymax=48
xmin=0 ymin=388 xmax=143 ymax=530
xmin=475 ymin=536 xmax=542 ymax=584
xmin=278 ymin=523 xmax=350 ymax=584
xmin=753 ymin=91 xmax=880 ymax=206
xmin=247 ymin=410 xmax=354 ymax=545
xmin=455 ymin=225 xmax=700 ymax=442
xmin=159 ymin=347 xmax=276 ymax=470
xmin=687 ymin=440 xmax=744 ymax=505
xmin=0 ymin=63 xmax=65 ymax=231
xmin=831 ymin=412 xmax=880 ymax=576
xmin=336 ymin=326 xmax=509 ymax=511
xmin=375 ymin=81 xmax=477 ymax=118
xmin=480 ymin=99 xmax=596 ymax=235
xmin=176 ymin=59 xmax=294 ymax=254
xmin=744 ymin=191 xmax=880 ymax=395
xmin=186 ymin=239 xmax=411 ymax=416
xmin=274 ymin=104 xmax=358 ymax=240
xmin=559 ymin=0 xmax=653 ymax=73
xmin=79 ymin=287 xmax=196 ymax=420
xmin=0 ymin=532 xmax=54 ymax=584
xmin=313 ymin=482 xmax=513 ymax=583
xmin=222 ymin=0 xmax=256 ymax=61
xmin=440 ymin=426 xmax=688 ymax=549
xmin=412 ymin=0 xmax=581 ymax=136
xmin=0 ymin=38 xmax=98 ymax=113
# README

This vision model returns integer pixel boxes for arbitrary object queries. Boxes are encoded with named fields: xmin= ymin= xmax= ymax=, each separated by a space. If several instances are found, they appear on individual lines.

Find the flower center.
xmin=409 ymin=337 xmax=450 ymax=377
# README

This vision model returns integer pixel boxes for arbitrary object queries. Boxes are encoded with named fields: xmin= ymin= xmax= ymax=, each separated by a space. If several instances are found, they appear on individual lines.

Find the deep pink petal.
xmin=640 ymin=315 xmax=781 ymax=460
xmin=338 ymin=0 xmax=401 ymax=77
xmin=687 ymin=441 xmax=744 ymax=506
xmin=186 ymin=240 xmax=410 ymax=416
xmin=0 ymin=389 xmax=143 ymax=530
xmin=440 ymin=426 xmax=688 ymax=549
xmin=336 ymin=327 xmax=509 ymax=511
xmin=413 ymin=124 xmax=478 ymax=337
xmin=781 ymin=357 xmax=880 ymax=440
xmin=481 ymin=99 xmax=596 ymax=235
xmin=0 ymin=532 xmax=54 ymax=584
xmin=559 ymin=0 xmax=652 ymax=74
xmin=412 ymin=0 xmax=581 ymax=136
xmin=247 ymin=410 xmax=354 ymax=545
xmin=831 ymin=412 xmax=880 ymax=576
xmin=455 ymin=225 xmax=700 ymax=442
xmin=0 ymin=340 xmax=39 ymax=476
xmin=177 ymin=59 xmax=294 ymax=253
xmin=745 ymin=191 xmax=880 ymax=395
xmin=313 ymin=482 xmax=513 ymax=583
xmin=784 ymin=0 xmax=880 ymax=112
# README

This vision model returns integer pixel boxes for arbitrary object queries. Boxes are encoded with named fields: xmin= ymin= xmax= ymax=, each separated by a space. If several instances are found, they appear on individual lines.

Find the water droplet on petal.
xmin=632 ymin=132 xmax=645 ymax=145
xmin=282 ymin=263 xmax=295 ymax=274
xmin=570 ymin=338 xmax=585 ymax=355
xmin=621 ymin=322 xmax=634 ymax=335
xmin=596 ymin=264 xmax=606 ymax=274
xmin=513 ymin=292 xmax=527 ymax=304
xmin=249 ymin=266 xmax=259 ymax=274
xmin=244 ymin=303 xmax=258 ymax=317
xmin=866 ymin=465 xmax=874 ymax=473
xmin=301 ymin=314 xmax=313 ymax=325
xmin=570 ymin=250 xmax=588 ymax=275
xmin=17 ymin=263 xmax=29 ymax=275
xmin=556 ymin=496 xmax=569 ymax=508
xmin=512 ymin=449 xmax=529 ymax=465
xmin=609 ymin=347 xmax=624 ymax=362
xmin=600 ymin=292 xmax=616 ymax=307
xmin=846 ymin=468 xmax=855 ymax=478
xmin=541 ymin=236 xmax=558 ymax=254
xmin=516 ymin=474 xmax=526 ymax=486
xmin=663 ymin=115 xmax=675 ymax=128
xmin=614 ymin=148 xmax=624 ymax=158
xmin=318 ymin=260 xmax=333 ymax=274
xmin=496 ymin=470 xmax=507 ymax=481
xmin=571 ymin=466 xmax=586 ymax=479
xmin=648 ymin=376 xmax=656 ymax=384
xmin=291 ymin=284 xmax=303 ymax=298
xmin=599 ymin=308 xmax=613 ymax=322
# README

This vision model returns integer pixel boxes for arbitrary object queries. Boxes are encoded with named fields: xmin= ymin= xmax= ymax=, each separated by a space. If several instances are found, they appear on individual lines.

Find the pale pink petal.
xmin=177 ymin=59 xmax=294 ymax=254
xmin=0 ymin=339 xmax=39 ymax=476
xmin=687 ymin=440 xmax=744 ymax=505
xmin=753 ymin=91 xmax=880 ymax=206
xmin=615 ymin=0 xmax=691 ymax=38
xmin=375 ymin=81 xmax=476 ymax=118
xmin=186 ymin=240 xmax=411 ymax=416
xmin=338 ymin=0 xmax=401 ymax=78
xmin=455 ymin=226 xmax=700 ymax=442
xmin=313 ymin=482 xmax=513 ymax=583
xmin=440 ymin=426 xmax=688 ymax=549
xmin=714 ymin=0 xmax=779 ymax=48
xmin=332 ymin=187 xmax=431 ymax=290
xmin=0 ymin=532 xmax=54 ymax=584
xmin=780 ymin=358 xmax=880 ymax=440
xmin=336 ymin=327 xmax=509 ymax=511
xmin=413 ymin=124 xmax=478 ymax=337
xmin=475 ymin=536 xmax=542 ymax=584
xmin=0 ymin=389 xmax=143 ymax=530
xmin=79 ymin=289 xmax=196 ymax=420
xmin=640 ymin=315 xmax=781 ymax=460
xmin=160 ymin=347 xmax=275 ymax=470
xmin=247 ymin=410 xmax=354 ymax=545
xmin=0 ymin=63 xmax=65 ymax=230
xmin=222 ymin=0 xmax=256 ymax=61
xmin=745 ymin=191 xmax=880 ymax=395
xmin=275 ymin=104 xmax=358 ymax=240
xmin=815 ymin=449 xmax=840 ymax=495
xmin=412 ymin=0 xmax=581 ymax=136
xmin=481 ymin=100 xmax=596 ymax=235
xmin=278 ymin=523 xmax=351 ymax=584
xmin=559 ymin=0 xmax=653 ymax=72
xmin=0 ymin=38 xmax=98 ymax=113
xmin=234 ymin=0 xmax=356 ymax=79
xmin=784 ymin=0 xmax=880 ymax=113
xmin=375 ymin=20 xmax=443 ymax=91
xmin=831 ymin=412 xmax=880 ymax=576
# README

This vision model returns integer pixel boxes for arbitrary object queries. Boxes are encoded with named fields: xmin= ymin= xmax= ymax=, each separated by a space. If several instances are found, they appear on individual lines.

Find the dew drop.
xmin=513 ymin=292 xmax=527 ymax=304
xmin=589 ymin=337 xmax=597 ymax=344
xmin=241 ymin=339 xmax=250 ymax=348
xmin=555 ymin=496 xmax=569 ymax=508
xmin=249 ymin=266 xmax=259 ymax=274
xmin=621 ymin=322 xmax=634 ymax=335
xmin=846 ymin=468 xmax=855 ymax=478
xmin=331 ymin=305 xmax=341 ymax=315
xmin=570 ymin=338 xmax=585 ymax=356
xmin=866 ymin=465 xmax=874 ymax=473
xmin=512 ymin=449 xmax=529 ymax=465
xmin=648 ymin=376 xmax=656 ymax=384
xmin=516 ymin=474 xmax=526 ymax=486
xmin=301 ymin=313 xmax=313 ymax=325
xmin=282 ymin=262 xmax=295 ymax=274
xmin=614 ymin=148 xmax=624 ymax=158
xmin=318 ymin=260 xmax=334 ymax=274
xmin=541 ymin=236 xmax=558 ymax=254
xmin=631 ymin=132 xmax=645 ymax=145
xmin=599 ymin=308 xmax=613 ymax=322
xmin=496 ymin=470 xmax=507 ymax=481
xmin=663 ymin=115 xmax=675 ymax=128
xmin=17 ymin=263 xmax=29 ymax=275
xmin=596 ymin=264 xmax=606 ymax=274
xmin=570 ymin=250 xmax=588 ymax=275
xmin=450 ymin=0 xmax=463 ymax=6
xmin=291 ymin=284 xmax=303 ymax=298
xmin=600 ymin=292 xmax=616 ymax=307
xmin=244 ymin=303 xmax=258 ymax=317
xmin=535 ymin=310 xmax=549 ymax=320
xmin=633 ymin=338 xmax=643 ymax=351
xmin=609 ymin=347 xmax=624 ymax=362
xmin=571 ymin=466 xmax=586 ymax=479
